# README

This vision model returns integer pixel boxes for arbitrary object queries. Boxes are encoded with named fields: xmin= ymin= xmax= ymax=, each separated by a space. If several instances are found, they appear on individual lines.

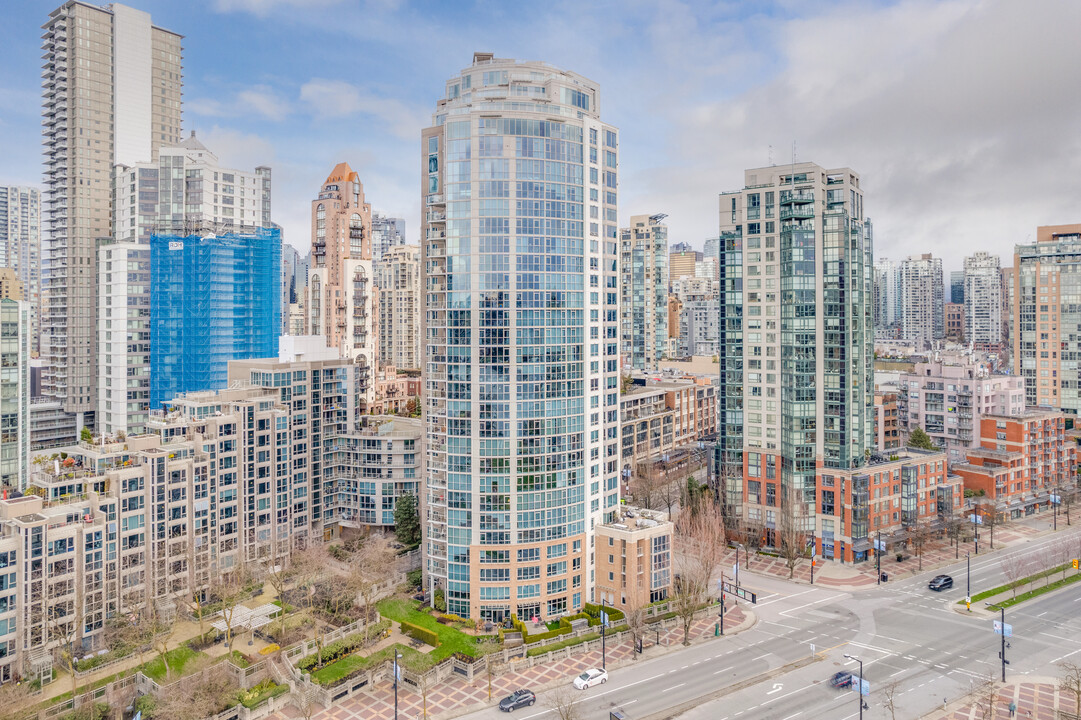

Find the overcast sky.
xmin=2 ymin=0 xmax=1079 ymax=274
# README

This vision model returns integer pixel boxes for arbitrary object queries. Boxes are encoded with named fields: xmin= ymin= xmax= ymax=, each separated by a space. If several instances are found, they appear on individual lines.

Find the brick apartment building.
xmin=594 ymin=507 xmax=672 ymax=612
xmin=813 ymin=448 xmax=960 ymax=564
xmin=874 ymin=390 xmax=902 ymax=451
xmin=620 ymin=374 xmax=717 ymax=472
xmin=952 ymin=409 xmax=1077 ymax=519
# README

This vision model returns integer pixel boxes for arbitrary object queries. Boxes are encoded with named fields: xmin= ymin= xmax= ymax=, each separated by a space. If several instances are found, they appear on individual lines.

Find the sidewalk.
xmin=271 ymin=605 xmax=755 ymax=720
xmin=925 ymin=677 xmax=1077 ymax=720
xmin=734 ymin=516 xmax=1058 ymax=593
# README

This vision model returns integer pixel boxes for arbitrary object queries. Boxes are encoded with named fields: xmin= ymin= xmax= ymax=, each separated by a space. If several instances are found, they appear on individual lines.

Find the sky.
xmin=2 ymin=0 xmax=1079 ymax=275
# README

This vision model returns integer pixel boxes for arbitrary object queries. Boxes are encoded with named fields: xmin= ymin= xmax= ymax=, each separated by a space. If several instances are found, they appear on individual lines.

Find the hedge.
xmin=400 ymin=620 xmax=441 ymax=648
xmin=583 ymin=603 xmax=625 ymax=622
xmin=296 ymin=619 xmax=391 ymax=672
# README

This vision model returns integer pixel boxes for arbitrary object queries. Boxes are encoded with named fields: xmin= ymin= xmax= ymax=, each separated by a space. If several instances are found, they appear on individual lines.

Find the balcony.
xmin=426 ymin=193 xmax=445 ymax=206
xmin=780 ymin=206 xmax=814 ymax=221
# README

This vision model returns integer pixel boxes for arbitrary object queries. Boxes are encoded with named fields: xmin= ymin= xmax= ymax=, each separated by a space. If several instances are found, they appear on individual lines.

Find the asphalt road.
xmin=460 ymin=525 xmax=1081 ymax=720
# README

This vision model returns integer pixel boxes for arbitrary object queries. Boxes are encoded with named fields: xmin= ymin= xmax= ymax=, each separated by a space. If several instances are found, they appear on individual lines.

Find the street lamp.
xmin=843 ymin=654 xmax=869 ymax=720
xmin=393 ymin=650 xmax=403 ymax=720
xmin=966 ymin=552 xmax=971 ymax=601
xmin=601 ymin=597 xmax=608 ymax=670
xmin=876 ymin=531 xmax=882 ymax=585
xmin=736 ymin=543 xmax=744 ymax=586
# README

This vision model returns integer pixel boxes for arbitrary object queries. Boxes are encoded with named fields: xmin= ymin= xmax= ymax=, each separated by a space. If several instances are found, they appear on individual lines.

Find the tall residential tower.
xmin=963 ymin=251 xmax=1003 ymax=350
xmin=620 ymin=214 xmax=669 ymax=369
xmin=41 ymin=2 xmax=182 ymax=423
xmin=900 ymin=253 xmax=944 ymax=350
xmin=715 ymin=163 xmax=874 ymax=531
xmin=0 ymin=186 xmax=41 ymax=355
xmin=422 ymin=53 xmax=621 ymax=621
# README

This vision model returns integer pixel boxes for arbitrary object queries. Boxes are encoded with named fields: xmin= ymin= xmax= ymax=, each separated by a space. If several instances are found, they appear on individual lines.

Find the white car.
xmin=573 ymin=668 xmax=608 ymax=689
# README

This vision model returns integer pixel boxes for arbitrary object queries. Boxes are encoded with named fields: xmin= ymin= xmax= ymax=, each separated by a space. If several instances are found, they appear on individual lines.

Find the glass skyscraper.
xmin=715 ymin=163 xmax=874 ymax=533
xmin=422 ymin=53 xmax=621 ymax=622
xmin=149 ymin=227 xmax=281 ymax=408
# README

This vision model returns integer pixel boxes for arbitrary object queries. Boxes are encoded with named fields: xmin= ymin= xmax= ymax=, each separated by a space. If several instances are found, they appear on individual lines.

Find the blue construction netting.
xmin=150 ymin=227 xmax=281 ymax=409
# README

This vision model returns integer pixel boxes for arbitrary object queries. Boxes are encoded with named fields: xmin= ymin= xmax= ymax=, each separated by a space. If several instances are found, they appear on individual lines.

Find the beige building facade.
xmin=377 ymin=244 xmax=422 ymax=371
xmin=595 ymin=509 xmax=672 ymax=612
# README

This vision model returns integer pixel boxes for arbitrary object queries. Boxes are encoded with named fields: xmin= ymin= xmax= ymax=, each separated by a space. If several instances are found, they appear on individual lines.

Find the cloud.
xmin=198 ymin=126 xmax=277 ymax=171
xmin=299 ymin=79 xmax=428 ymax=141
xmin=213 ymin=0 xmax=346 ymax=17
xmin=188 ymin=85 xmax=291 ymax=122
xmin=621 ymin=0 xmax=1081 ymax=271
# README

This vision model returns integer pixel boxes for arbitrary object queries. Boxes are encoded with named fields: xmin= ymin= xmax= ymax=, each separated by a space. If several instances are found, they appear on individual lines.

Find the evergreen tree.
xmin=394 ymin=493 xmax=421 ymax=547
xmin=908 ymin=427 xmax=938 ymax=450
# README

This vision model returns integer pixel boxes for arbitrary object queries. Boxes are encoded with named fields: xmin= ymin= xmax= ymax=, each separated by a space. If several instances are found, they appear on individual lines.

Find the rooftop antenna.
xmin=768 ymin=144 xmax=773 ymax=166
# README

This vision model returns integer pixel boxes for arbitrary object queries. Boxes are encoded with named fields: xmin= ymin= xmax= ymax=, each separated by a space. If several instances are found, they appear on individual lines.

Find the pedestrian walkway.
xmin=271 ymin=606 xmax=752 ymax=720
xmin=928 ymin=678 xmax=1077 ymax=720
xmin=733 ymin=513 xmax=1058 ymax=593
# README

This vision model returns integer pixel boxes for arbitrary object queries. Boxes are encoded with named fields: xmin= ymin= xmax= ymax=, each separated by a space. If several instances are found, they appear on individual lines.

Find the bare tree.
xmin=978 ymin=502 xmax=1000 ymax=550
xmin=210 ymin=559 xmax=254 ymax=650
xmin=738 ymin=515 xmax=764 ymax=569
xmin=1060 ymin=660 xmax=1081 ymax=719
xmin=472 ymin=636 xmax=502 ymax=701
xmin=1061 ymin=485 xmax=1076 ymax=526
xmin=999 ymin=553 xmax=1028 ymax=598
xmin=47 ymin=598 xmax=84 ymax=704
xmin=0 ymin=679 xmax=35 ymax=720
xmin=151 ymin=601 xmax=180 ymax=682
xmin=882 ymin=680 xmax=900 ymax=720
xmin=546 ymin=684 xmax=582 ymax=720
xmin=623 ymin=601 xmax=648 ymax=659
xmin=176 ymin=589 xmax=211 ymax=638
xmin=348 ymin=539 xmax=395 ymax=645
xmin=944 ymin=515 xmax=965 ymax=559
xmin=777 ymin=494 xmax=807 ymax=580
xmin=972 ymin=674 xmax=998 ymax=720
xmin=630 ymin=461 xmax=661 ymax=511
xmin=154 ymin=663 xmax=240 ymax=720
xmin=658 ymin=473 xmax=682 ymax=520
xmin=908 ymin=519 xmax=936 ymax=572
xmin=1052 ymin=536 xmax=1074 ymax=582
xmin=673 ymin=501 xmax=726 ymax=645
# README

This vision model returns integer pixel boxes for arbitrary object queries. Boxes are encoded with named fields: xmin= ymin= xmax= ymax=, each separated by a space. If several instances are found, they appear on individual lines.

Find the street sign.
xmin=965 ymin=596 xmax=971 ymax=605
xmin=811 ymin=545 xmax=817 ymax=559
xmin=733 ymin=563 xmax=738 ymax=577
xmin=601 ymin=611 xmax=609 ymax=628
xmin=719 ymin=579 xmax=758 ymax=604
xmin=1051 ymin=494 xmax=1062 ymax=504
xmin=969 ymin=514 xmax=984 ymax=525
xmin=874 ymin=539 xmax=886 ymax=551
xmin=994 ymin=620 xmax=1013 ymax=638
xmin=859 ymin=679 xmax=870 ymax=697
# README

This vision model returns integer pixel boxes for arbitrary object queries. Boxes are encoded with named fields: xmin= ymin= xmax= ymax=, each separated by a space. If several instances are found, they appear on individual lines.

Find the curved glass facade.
xmin=423 ymin=55 xmax=620 ymax=621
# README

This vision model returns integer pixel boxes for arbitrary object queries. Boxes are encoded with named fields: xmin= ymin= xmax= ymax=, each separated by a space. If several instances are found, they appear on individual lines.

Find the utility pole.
xmin=1000 ymin=607 xmax=1008 ymax=683
xmin=844 ymin=654 xmax=868 ymax=720
xmin=966 ymin=552 xmax=971 ymax=611
xmin=601 ymin=597 xmax=608 ymax=670
xmin=876 ymin=532 xmax=881 ymax=585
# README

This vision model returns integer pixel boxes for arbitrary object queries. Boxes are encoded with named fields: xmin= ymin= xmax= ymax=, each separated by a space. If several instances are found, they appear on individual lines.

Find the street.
xmin=458 ymin=525 xmax=1081 ymax=720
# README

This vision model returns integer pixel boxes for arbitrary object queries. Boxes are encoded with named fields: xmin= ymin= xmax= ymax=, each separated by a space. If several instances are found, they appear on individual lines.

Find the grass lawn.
xmin=991 ymin=571 xmax=1081 ymax=610
xmin=957 ymin=562 xmax=1074 ymax=605
xmin=376 ymin=599 xmax=478 ymax=661
xmin=310 ymin=644 xmax=435 ymax=686
xmin=225 ymin=650 xmax=251 ymax=668
xmin=142 ymin=645 xmax=205 ymax=682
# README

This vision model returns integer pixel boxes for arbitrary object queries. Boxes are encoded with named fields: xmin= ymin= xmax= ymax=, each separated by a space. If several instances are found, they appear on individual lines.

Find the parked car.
xmin=498 ymin=689 xmax=536 ymax=711
xmin=928 ymin=575 xmax=954 ymax=591
xmin=573 ymin=668 xmax=608 ymax=689
xmin=830 ymin=671 xmax=853 ymax=689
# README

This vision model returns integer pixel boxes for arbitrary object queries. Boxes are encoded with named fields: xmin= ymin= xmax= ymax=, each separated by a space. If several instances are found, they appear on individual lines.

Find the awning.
xmin=851 ymin=538 xmax=872 ymax=552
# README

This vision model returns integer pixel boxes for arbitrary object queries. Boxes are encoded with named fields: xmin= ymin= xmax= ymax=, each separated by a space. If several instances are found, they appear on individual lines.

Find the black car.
xmin=929 ymin=575 xmax=953 ymax=591
xmin=499 ymin=689 xmax=536 ymax=712
xmin=830 ymin=671 xmax=853 ymax=689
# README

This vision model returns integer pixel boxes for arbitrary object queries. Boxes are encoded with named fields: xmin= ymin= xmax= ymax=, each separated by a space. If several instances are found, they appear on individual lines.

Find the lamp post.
xmin=393 ymin=650 xmax=402 ymax=720
xmin=876 ymin=531 xmax=882 ymax=585
xmin=966 ymin=552 xmax=971 ymax=600
xmin=843 ymin=654 xmax=868 ymax=720
xmin=736 ymin=543 xmax=744 ymax=585
xmin=601 ymin=597 xmax=608 ymax=670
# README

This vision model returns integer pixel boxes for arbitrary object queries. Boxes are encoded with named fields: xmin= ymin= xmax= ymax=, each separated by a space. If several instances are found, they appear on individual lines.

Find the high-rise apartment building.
xmin=963 ymin=251 xmax=1003 ymax=350
xmin=306 ymin=163 xmax=376 ymax=407
xmin=422 ymin=53 xmax=621 ymax=621
xmin=99 ymin=135 xmax=273 ymax=435
xmin=112 ymin=132 xmax=272 ymax=244
xmin=679 ymin=300 xmax=719 ymax=358
xmin=950 ymin=270 xmax=965 ymax=304
xmin=372 ymin=213 xmax=407 ymax=264
xmin=715 ymin=163 xmax=874 ymax=530
xmin=873 ymin=258 xmax=902 ymax=330
xmin=620 ymin=214 xmax=669 ymax=370
xmin=377 ymin=244 xmax=422 ymax=370
xmin=668 ymin=243 xmax=702 ymax=285
xmin=0 ymin=300 xmax=30 ymax=490
xmin=900 ymin=253 xmax=944 ymax=350
xmin=0 ymin=269 xmax=22 ymax=302
xmin=0 ymin=186 xmax=41 ymax=355
xmin=1013 ymin=224 xmax=1081 ymax=411
xmin=897 ymin=360 xmax=1025 ymax=464
xmin=149 ymin=228 xmax=281 ymax=409
xmin=282 ymin=244 xmax=309 ymax=335
xmin=41 ymin=2 xmax=182 ymax=422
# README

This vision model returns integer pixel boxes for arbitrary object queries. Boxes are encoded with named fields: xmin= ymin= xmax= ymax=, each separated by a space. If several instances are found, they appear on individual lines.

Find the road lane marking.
xmin=712 ymin=666 xmax=735 ymax=675
xmin=1052 ymin=648 xmax=1081 ymax=663
xmin=665 ymin=683 xmax=686 ymax=691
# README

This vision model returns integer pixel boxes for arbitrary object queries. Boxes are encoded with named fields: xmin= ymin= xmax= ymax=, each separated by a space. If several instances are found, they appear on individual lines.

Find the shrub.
xmin=583 ymin=602 xmax=625 ymax=622
xmin=400 ymin=620 xmax=441 ymax=648
xmin=296 ymin=619 xmax=391 ymax=672
xmin=433 ymin=588 xmax=446 ymax=612
xmin=407 ymin=568 xmax=423 ymax=588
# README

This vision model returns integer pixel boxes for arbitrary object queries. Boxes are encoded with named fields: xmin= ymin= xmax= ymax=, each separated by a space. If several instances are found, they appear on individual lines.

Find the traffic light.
xmin=1073 ymin=558 xmax=1079 ymax=570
